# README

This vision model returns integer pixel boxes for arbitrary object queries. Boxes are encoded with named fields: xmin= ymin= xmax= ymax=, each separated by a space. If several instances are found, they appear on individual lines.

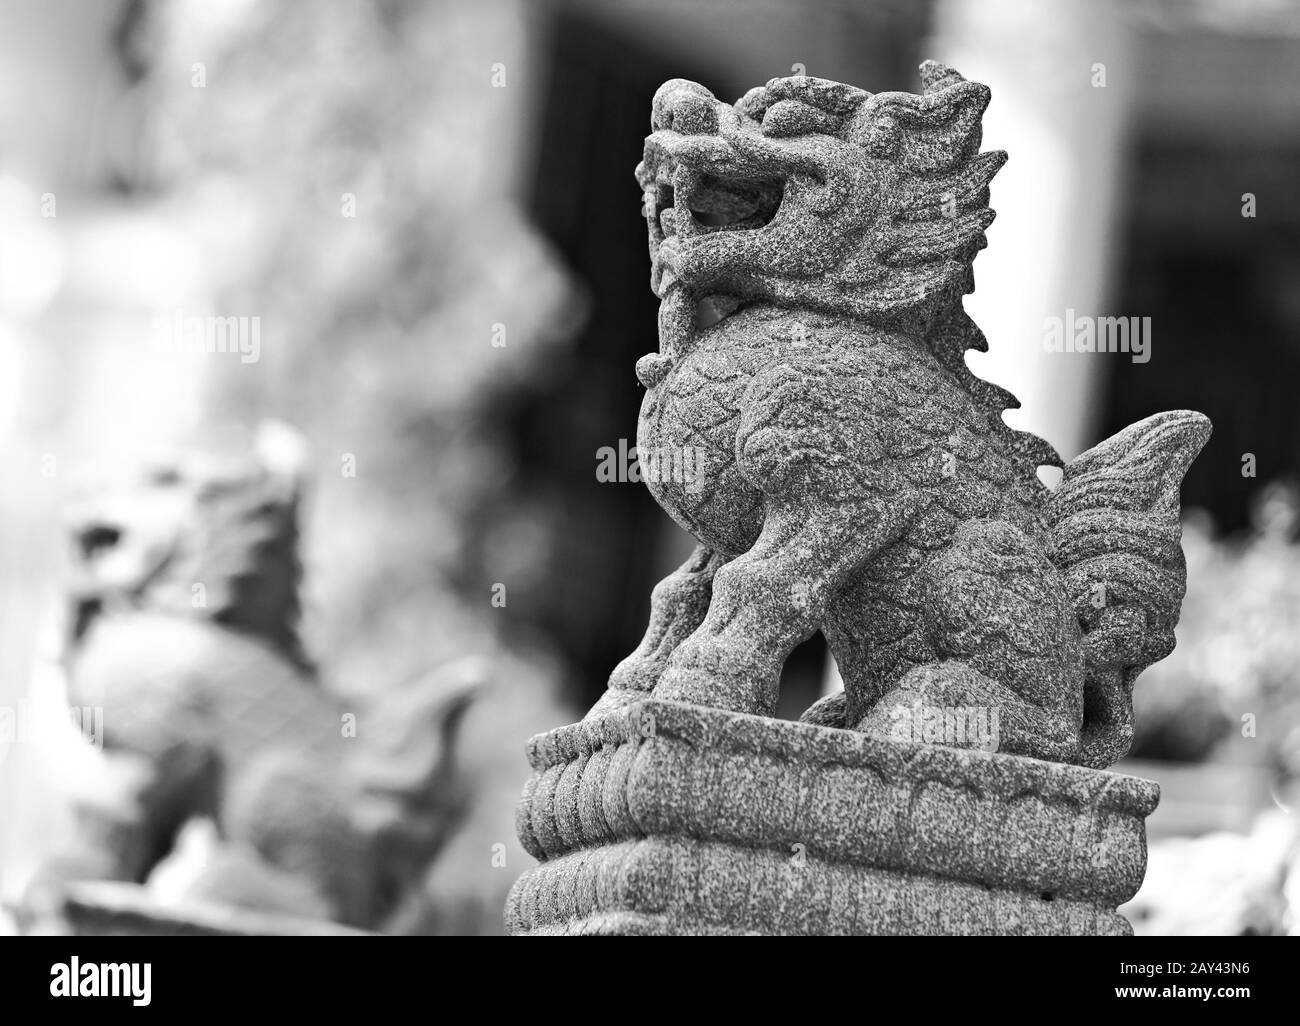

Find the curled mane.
xmin=68 ymin=425 xmax=314 ymax=673
xmin=733 ymin=61 xmax=1063 ymax=489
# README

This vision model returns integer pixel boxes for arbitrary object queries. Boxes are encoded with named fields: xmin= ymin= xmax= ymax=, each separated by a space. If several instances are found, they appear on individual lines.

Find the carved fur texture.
xmin=594 ymin=63 xmax=1210 ymax=770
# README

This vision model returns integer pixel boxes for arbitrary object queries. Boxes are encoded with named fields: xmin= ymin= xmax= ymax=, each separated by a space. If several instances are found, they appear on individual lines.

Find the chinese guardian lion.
xmin=589 ymin=62 xmax=1210 ymax=770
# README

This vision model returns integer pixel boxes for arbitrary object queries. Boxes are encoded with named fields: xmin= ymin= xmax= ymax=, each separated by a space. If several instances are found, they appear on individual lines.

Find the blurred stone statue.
xmin=27 ymin=423 xmax=482 ymax=933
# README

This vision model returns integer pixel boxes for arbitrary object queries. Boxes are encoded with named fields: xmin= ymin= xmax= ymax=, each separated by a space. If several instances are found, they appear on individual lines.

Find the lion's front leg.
xmin=653 ymin=501 xmax=905 ymax=716
xmin=586 ymin=544 xmax=727 ymax=718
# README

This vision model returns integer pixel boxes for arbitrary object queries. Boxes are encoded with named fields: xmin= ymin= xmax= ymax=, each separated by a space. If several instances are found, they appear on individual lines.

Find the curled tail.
xmin=348 ymin=657 xmax=486 ymax=924
xmin=1046 ymin=410 xmax=1212 ymax=768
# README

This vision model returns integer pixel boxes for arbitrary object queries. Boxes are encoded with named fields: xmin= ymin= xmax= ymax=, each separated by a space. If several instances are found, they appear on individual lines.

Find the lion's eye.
xmin=686 ymin=175 xmax=782 ymax=230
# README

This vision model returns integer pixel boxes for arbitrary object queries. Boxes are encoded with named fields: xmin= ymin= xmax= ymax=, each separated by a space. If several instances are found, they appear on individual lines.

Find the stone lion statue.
xmin=591 ymin=62 xmax=1210 ymax=770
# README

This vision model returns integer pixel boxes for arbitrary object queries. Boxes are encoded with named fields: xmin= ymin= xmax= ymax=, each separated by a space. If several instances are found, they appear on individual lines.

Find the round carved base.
xmin=507 ymin=699 xmax=1157 ymax=936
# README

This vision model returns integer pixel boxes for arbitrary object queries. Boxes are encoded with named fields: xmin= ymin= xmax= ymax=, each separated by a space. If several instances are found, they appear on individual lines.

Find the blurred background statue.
xmin=25 ymin=424 xmax=484 ymax=934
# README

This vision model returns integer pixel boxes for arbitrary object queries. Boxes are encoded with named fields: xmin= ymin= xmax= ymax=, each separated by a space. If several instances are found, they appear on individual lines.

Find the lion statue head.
xmin=635 ymin=60 xmax=1061 ymax=474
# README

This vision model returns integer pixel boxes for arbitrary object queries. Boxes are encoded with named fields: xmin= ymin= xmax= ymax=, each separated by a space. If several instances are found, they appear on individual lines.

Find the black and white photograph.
xmin=0 ymin=0 xmax=1296 ymax=1007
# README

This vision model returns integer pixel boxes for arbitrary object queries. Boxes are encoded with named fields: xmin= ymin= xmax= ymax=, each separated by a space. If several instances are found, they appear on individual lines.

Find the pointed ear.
xmin=919 ymin=60 xmax=966 ymax=94
xmin=854 ymin=78 xmax=991 ymax=174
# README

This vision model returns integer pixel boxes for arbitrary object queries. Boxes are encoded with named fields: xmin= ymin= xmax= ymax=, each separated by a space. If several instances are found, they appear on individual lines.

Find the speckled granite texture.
xmin=510 ymin=61 xmax=1207 ymax=936
xmin=591 ymin=61 xmax=1209 ymax=770
xmin=507 ymin=700 xmax=1155 ymax=935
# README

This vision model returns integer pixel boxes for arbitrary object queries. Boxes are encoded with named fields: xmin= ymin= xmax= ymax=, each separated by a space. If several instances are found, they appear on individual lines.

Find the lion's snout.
xmin=651 ymin=79 xmax=720 ymax=136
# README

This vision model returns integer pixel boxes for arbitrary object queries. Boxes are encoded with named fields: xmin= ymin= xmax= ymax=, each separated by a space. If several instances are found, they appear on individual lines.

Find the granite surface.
xmin=509 ymin=699 xmax=1154 ymax=935
xmin=512 ymin=61 xmax=1209 ymax=937
xmin=594 ymin=61 xmax=1209 ymax=771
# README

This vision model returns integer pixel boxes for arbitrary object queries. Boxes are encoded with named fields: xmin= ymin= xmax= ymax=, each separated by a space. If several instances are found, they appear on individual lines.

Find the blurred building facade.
xmin=2 ymin=0 xmax=1300 ymax=935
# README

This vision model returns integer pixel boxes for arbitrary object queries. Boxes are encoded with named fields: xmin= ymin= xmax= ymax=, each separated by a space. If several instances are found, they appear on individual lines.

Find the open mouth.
xmin=682 ymin=173 xmax=783 ymax=231
xmin=645 ymin=152 xmax=783 ymax=328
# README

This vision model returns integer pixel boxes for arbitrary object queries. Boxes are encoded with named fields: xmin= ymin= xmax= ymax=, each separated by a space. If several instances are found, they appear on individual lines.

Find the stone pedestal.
xmin=507 ymin=699 xmax=1157 ymax=936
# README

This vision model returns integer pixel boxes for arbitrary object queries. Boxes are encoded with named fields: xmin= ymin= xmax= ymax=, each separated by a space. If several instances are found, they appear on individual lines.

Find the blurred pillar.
xmin=825 ymin=0 xmax=1137 ymax=697
xmin=0 ymin=0 xmax=134 ymax=914
xmin=926 ymin=0 xmax=1137 ymax=462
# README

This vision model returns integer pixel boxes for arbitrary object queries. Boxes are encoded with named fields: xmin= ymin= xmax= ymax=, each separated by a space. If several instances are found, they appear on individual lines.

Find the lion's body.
xmin=640 ymin=302 xmax=1087 ymax=758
